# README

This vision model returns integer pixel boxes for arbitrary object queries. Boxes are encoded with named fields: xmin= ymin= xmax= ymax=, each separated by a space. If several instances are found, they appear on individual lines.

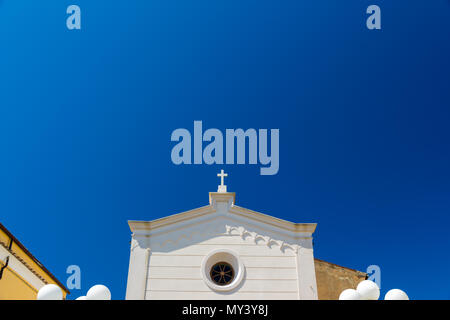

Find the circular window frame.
xmin=201 ymin=249 xmax=245 ymax=292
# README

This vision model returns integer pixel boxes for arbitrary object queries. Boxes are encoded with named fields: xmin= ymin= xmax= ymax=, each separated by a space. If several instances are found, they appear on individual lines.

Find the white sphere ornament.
xmin=384 ymin=289 xmax=409 ymax=300
xmin=75 ymin=296 xmax=87 ymax=300
xmin=37 ymin=284 xmax=63 ymax=300
xmin=339 ymin=289 xmax=362 ymax=300
xmin=356 ymin=280 xmax=380 ymax=300
xmin=86 ymin=285 xmax=111 ymax=300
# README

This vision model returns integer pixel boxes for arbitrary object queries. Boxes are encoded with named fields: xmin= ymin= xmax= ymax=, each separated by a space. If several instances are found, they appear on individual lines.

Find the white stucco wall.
xmin=145 ymin=233 xmax=299 ymax=299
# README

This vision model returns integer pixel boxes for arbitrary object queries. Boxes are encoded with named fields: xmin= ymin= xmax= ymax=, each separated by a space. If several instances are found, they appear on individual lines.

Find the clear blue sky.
xmin=0 ymin=1 xmax=449 ymax=299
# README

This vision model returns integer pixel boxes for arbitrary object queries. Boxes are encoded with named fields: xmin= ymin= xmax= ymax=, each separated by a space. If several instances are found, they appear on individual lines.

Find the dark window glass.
xmin=210 ymin=262 xmax=234 ymax=285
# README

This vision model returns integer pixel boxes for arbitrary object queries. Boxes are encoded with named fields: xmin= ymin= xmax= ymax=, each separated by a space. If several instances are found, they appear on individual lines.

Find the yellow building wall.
xmin=0 ymin=261 xmax=38 ymax=300
xmin=0 ymin=227 xmax=68 ymax=300
xmin=0 ymin=230 xmax=10 ymax=249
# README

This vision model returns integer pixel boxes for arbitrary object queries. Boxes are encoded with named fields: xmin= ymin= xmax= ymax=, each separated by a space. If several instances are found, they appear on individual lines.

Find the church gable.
xmin=126 ymin=172 xmax=318 ymax=300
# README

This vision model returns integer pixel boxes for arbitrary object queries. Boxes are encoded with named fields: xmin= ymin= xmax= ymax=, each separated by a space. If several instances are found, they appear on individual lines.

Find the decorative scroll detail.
xmin=225 ymin=226 xmax=298 ymax=253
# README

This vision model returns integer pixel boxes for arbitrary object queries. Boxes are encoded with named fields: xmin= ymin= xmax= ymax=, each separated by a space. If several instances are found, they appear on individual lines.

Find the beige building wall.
xmin=314 ymin=258 xmax=366 ymax=300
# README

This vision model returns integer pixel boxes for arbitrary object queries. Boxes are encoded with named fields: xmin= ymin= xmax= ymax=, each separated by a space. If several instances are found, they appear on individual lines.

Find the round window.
xmin=210 ymin=262 xmax=235 ymax=285
xmin=201 ymin=249 xmax=245 ymax=291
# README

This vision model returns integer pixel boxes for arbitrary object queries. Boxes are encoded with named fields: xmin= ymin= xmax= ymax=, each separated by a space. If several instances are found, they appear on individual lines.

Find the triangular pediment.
xmin=129 ymin=192 xmax=316 ymax=254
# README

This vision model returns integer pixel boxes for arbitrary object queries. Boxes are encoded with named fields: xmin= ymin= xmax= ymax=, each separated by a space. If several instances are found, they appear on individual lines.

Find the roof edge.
xmin=314 ymin=257 xmax=368 ymax=277
xmin=0 ymin=222 xmax=70 ymax=294
xmin=128 ymin=203 xmax=317 ymax=235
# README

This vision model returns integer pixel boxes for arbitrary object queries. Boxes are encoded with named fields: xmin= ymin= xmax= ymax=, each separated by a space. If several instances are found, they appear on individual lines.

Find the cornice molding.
xmin=129 ymin=204 xmax=316 ymax=236
xmin=129 ymin=205 xmax=214 ymax=233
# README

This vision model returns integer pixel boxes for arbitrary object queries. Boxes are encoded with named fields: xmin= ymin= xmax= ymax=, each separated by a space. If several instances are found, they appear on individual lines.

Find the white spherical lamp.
xmin=37 ymin=284 xmax=63 ymax=300
xmin=86 ymin=284 xmax=111 ymax=300
xmin=384 ymin=289 xmax=409 ymax=300
xmin=75 ymin=296 xmax=87 ymax=300
xmin=356 ymin=280 xmax=380 ymax=300
xmin=339 ymin=289 xmax=362 ymax=300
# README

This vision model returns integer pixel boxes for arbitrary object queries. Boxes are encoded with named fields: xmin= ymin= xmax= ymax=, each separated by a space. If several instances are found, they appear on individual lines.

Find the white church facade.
xmin=125 ymin=171 xmax=365 ymax=300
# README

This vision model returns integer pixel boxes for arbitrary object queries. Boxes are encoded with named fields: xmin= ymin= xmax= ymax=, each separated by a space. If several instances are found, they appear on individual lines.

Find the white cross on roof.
xmin=217 ymin=169 xmax=228 ymax=193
